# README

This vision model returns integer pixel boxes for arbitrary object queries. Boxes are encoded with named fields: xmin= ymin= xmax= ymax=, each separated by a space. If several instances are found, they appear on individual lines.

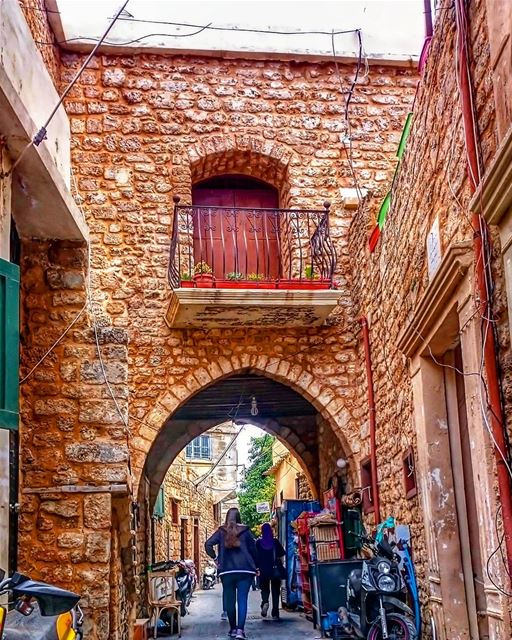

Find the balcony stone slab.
xmin=166 ymin=288 xmax=340 ymax=328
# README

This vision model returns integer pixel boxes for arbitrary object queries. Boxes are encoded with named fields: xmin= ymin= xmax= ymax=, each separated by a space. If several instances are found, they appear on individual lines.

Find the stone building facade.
xmin=267 ymin=438 xmax=314 ymax=508
xmin=349 ymin=0 xmax=512 ymax=637
xmin=1 ymin=1 xmax=511 ymax=639
xmin=152 ymin=452 xmax=218 ymax=574
xmin=12 ymin=33 xmax=417 ymax=636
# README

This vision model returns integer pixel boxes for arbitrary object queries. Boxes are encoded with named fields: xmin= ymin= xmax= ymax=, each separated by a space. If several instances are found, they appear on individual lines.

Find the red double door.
xmin=192 ymin=176 xmax=280 ymax=280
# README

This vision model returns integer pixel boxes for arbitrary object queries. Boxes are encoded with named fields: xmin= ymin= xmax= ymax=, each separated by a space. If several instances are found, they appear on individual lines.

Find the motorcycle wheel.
xmin=367 ymin=613 xmax=417 ymax=640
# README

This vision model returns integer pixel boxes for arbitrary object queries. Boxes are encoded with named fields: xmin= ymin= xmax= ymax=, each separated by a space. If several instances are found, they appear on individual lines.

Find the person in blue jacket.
xmin=206 ymin=508 xmax=258 ymax=640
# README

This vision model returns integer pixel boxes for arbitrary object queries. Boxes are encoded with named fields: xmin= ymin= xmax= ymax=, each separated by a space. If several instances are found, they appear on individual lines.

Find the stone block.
xmin=84 ymin=494 xmax=112 ymax=529
xmin=57 ymin=532 xmax=85 ymax=548
xmin=84 ymin=532 xmax=111 ymax=563
xmin=66 ymin=442 xmax=128 ymax=463
xmin=79 ymin=400 xmax=126 ymax=424
xmin=40 ymin=499 xmax=80 ymax=519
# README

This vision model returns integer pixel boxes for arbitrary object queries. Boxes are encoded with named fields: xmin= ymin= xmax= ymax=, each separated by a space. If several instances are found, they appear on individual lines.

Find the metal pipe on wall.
xmin=455 ymin=0 xmax=512 ymax=578
xmin=360 ymin=316 xmax=381 ymax=524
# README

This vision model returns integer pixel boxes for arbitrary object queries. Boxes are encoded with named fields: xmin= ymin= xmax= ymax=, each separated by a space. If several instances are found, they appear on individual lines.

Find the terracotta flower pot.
xmin=194 ymin=274 xmax=215 ymax=288
xmin=180 ymin=280 xmax=194 ymax=288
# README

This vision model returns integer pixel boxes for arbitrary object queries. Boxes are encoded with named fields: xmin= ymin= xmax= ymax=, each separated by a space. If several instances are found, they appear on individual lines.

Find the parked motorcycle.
xmin=202 ymin=559 xmax=217 ymax=590
xmin=183 ymin=559 xmax=198 ymax=593
xmin=337 ymin=533 xmax=417 ymax=639
xmin=0 ymin=569 xmax=83 ymax=639
xmin=151 ymin=559 xmax=192 ymax=615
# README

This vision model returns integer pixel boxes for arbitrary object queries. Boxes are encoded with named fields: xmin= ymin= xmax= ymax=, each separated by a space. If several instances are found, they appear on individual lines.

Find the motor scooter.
xmin=202 ymin=560 xmax=216 ymax=590
xmin=337 ymin=533 xmax=417 ymax=639
xmin=151 ymin=560 xmax=191 ymax=615
xmin=183 ymin=559 xmax=198 ymax=593
xmin=0 ymin=569 xmax=83 ymax=639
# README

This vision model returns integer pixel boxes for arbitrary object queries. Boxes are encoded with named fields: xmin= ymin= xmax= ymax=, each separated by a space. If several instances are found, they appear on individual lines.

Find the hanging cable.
xmin=1 ymin=0 xmax=131 ymax=180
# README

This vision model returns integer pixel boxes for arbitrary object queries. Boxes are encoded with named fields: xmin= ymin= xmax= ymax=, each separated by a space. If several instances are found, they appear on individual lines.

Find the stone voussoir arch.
xmin=170 ymin=133 xmax=302 ymax=205
xmin=133 ymin=352 xmax=353 ymax=502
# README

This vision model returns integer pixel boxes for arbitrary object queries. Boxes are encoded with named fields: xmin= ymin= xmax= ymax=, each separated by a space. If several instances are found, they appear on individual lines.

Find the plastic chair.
xmin=147 ymin=570 xmax=182 ymax=638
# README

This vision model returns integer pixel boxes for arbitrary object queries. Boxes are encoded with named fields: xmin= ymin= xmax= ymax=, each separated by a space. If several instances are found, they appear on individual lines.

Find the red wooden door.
xmin=192 ymin=176 xmax=280 ymax=280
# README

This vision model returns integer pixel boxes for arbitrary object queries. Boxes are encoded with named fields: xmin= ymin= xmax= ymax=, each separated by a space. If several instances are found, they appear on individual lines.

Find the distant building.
xmin=185 ymin=422 xmax=241 ymax=521
xmin=267 ymin=440 xmax=313 ymax=509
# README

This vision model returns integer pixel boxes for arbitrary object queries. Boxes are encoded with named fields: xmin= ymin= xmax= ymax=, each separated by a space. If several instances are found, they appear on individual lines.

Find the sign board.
xmin=256 ymin=502 xmax=270 ymax=513
xmin=427 ymin=216 xmax=442 ymax=280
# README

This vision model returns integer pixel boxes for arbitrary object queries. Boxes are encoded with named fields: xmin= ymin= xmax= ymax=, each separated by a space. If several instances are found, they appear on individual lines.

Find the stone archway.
xmin=131 ymin=355 xmax=355 ymax=504
xmin=172 ymin=134 xmax=301 ymax=209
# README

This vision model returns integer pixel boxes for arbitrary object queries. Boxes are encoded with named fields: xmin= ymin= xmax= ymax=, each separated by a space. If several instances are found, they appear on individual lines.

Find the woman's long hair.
xmin=223 ymin=507 xmax=242 ymax=549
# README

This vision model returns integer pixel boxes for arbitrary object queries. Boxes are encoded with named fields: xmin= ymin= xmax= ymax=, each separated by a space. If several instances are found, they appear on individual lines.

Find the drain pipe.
xmin=361 ymin=316 xmax=381 ymax=524
xmin=455 ymin=0 xmax=512 ymax=576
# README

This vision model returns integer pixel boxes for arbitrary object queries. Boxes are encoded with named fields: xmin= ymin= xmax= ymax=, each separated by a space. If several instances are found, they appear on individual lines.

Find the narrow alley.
xmin=167 ymin=588 xmax=319 ymax=640
xmin=1 ymin=0 xmax=512 ymax=639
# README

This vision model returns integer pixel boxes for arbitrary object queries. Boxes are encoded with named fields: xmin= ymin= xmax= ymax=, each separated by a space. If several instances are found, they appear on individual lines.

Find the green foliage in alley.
xmin=238 ymin=434 xmax=276 ymax=535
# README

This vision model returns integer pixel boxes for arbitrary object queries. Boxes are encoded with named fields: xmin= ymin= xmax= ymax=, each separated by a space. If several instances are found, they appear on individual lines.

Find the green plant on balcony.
xmin=226 ymin=272 xmax=244 ymax=280
xmin=193 ymin=261 xmax=212 ymax=275
xmin=181 ymin=272 xmax=192 ymax=281
xmin=247 ymin=273 xmax=265 ymax=281
xmin=304 ymin=265 xmax=320 ymax=280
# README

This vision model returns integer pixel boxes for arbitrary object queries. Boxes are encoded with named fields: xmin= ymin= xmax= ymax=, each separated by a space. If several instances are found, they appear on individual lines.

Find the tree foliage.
xmin=238 ymin=434 xmax=276 ymax=535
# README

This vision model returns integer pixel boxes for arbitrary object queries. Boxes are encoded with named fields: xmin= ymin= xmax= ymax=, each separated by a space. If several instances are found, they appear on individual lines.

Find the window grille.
xmin=185 ymin=435 xmax=212 ymax=460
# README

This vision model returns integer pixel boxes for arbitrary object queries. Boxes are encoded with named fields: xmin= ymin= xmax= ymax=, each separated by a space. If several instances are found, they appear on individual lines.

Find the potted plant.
xmin=277 ymin=268 xmax=330 ymax=290
xmin=247 ymin=273 xmax=275 ymax=289
xmin=304 ymin=265 xmax=319 ymax=280
xmin=217 ymin=272 xmax=247 ymax=289
xmin=180 ymin=272 xmax=194 ymax=288
xmin=193 ymin=261 xmax=214 ymax=288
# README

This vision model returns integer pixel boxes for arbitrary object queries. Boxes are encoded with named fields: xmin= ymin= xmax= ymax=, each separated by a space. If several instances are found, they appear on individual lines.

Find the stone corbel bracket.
xmin=397 ymin=242 xmax=473 ymax=358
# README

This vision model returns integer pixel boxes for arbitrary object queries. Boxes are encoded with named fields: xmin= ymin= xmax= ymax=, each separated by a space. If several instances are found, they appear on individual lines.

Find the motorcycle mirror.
xmin=12 ymin=579 xmax=80 ymax=617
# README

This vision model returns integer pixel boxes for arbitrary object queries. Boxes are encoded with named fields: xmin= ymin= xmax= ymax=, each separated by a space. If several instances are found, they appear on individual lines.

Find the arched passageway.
xmin=140 ymin=371 xmax=352 ymax=511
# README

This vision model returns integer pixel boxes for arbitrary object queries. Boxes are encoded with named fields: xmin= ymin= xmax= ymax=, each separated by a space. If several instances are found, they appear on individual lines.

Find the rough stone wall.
xmin=18 ymin=49 xmax=418 ymax=639
xmin=18 ymin=0 xmax=61 ymax=89
xmin=348 ymin=0 xmax=500 ymax=631
xmin=55 ymin=48 xmax=417 ymax=493
xmin=153 ymin=454 xmax=218 ymax=572
xmin=18 ymin=239 xmax=131 ymax=639
xmin=296 ymin=473 xmax=313 ymax=501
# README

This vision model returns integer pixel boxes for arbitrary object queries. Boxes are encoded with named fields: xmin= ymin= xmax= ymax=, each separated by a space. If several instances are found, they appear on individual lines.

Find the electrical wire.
xmin=19 ymin=304 xmax=87 ymax=383
xmin=1 ymin=0 xmax=131 ymax=180
xmin=19 ymin=5 xmax=360 ymax=39
xmin=331 ymin=28 xmax=364 ymax=206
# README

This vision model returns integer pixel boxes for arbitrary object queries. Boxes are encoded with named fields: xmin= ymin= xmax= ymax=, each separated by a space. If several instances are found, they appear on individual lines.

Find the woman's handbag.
xmin=271 ymin=543 xmax=287 ymax=581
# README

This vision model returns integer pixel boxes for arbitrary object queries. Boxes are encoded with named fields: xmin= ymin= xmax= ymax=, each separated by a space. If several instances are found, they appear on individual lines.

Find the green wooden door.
xmin=0 ymin=258 xmax=20 ymax=430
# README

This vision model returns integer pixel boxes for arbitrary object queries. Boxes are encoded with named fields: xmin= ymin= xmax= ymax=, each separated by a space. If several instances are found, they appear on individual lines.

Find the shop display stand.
xmin=296 ymin=512 xmax=317 ymax=618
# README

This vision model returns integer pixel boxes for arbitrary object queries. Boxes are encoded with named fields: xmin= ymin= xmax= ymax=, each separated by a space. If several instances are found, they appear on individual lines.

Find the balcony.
xmin=166 ymin=198 xmax=340 ymax=328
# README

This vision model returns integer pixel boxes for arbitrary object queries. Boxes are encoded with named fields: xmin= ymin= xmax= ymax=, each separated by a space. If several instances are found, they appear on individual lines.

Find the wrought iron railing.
xmin=168 ymin=197 xmax=337 ymax=289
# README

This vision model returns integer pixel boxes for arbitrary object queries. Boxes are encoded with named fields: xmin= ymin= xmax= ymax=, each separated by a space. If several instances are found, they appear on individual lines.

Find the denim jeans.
xmin=221 ymin=573 xmax=254 ymax=631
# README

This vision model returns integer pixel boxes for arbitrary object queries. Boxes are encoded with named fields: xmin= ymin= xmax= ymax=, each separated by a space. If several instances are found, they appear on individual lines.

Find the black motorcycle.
xmin=337 ymin=534 xmax=417 ymax=639
xmin=151 ymin=560 xmax=192 ymax=616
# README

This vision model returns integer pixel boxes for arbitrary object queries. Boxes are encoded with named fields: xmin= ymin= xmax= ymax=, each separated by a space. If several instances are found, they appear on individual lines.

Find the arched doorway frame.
xmin=132 ymin=357 xmax=354 ymax=507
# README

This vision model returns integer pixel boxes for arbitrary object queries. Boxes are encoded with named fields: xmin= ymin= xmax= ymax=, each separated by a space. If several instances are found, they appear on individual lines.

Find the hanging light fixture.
xmin=250 ymin=396 xmax=259 ymax=416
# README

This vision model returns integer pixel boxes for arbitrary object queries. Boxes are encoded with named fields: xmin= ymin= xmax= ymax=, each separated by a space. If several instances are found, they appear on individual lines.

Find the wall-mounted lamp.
xmin=336 ymin=458 xmax=348 ymax=469
xmin=250 ymin=396 xmax=259 ymax=416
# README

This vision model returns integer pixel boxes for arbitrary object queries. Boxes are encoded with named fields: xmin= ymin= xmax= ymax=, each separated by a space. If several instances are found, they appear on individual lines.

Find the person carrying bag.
xmin=255 ymin=523 xmax=286 ymax=620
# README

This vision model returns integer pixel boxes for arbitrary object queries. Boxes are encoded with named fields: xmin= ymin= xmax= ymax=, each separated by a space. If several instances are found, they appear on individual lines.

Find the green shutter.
xmin=0 ymin=258 xmax=20 ymax=430
xmin=153 ymin=486 xmax=165 ymax=519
